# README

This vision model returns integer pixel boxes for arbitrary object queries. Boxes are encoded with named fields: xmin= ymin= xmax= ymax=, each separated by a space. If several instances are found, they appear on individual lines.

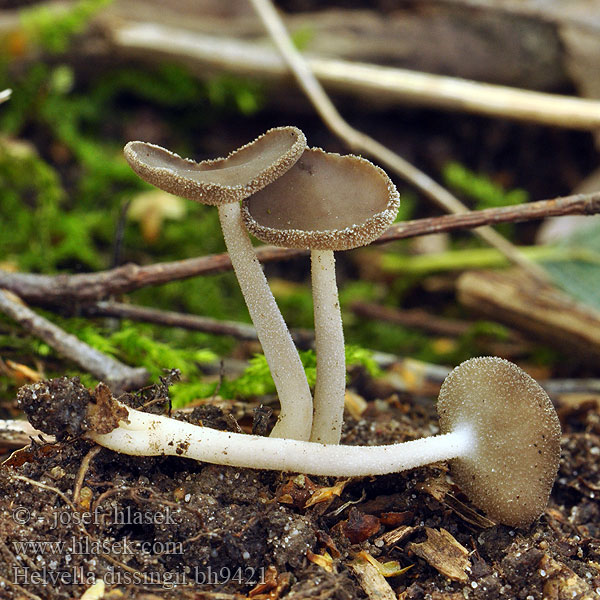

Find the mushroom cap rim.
xmin=241 ymin=146 xmax=400 ymax=251
xmin=124 ymin=125 xmax=307 ymax=206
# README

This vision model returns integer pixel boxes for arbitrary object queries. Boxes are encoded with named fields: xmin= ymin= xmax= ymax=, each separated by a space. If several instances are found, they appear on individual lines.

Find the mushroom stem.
xmin=310 ymin=248 xmax=346 ymax=444
xmin=89 ymin=401 xmax=474 ymax=477
xmin=218 ymin=202 xmax=313 ymax=440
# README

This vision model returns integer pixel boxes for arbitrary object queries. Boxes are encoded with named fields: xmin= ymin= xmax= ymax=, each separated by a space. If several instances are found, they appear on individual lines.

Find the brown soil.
xmin=1 ymin=374 xmax=599 ymax=600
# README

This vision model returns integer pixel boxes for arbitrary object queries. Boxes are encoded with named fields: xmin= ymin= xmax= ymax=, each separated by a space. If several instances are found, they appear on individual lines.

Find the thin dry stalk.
xmin=0 ymin=192 xmax=598 ymax=306
xmin=73 ymin=445 xmax=103 ymax=506
xmin=113 ymin=24 xmax=600 ymax=131
xmin=0 ymin=290 xmax=148 ymax=391
xmin=82 ymin=301 xmax=314 ymax=345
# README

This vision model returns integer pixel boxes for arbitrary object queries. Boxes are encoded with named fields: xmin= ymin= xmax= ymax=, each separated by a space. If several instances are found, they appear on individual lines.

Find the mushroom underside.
xmin=438 ymin=356 xmax=561 ymax=527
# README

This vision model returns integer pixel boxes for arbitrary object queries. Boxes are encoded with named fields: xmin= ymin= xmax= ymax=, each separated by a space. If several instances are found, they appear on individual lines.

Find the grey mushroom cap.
xmin=437 ymin=356 xmax=561 ymax=528
xmin=124 ymin=126 xmax=306 ymax=206
xmin=241 ymin=148 xmax=400 ymax=251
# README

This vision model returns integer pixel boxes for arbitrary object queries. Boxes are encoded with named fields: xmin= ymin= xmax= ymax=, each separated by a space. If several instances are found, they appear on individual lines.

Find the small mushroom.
xmin=242 ymin=148 xmax=399 ymax=444
xmin=124 ymin=127 xmax=313 ymax=440
xmin=81 ymin=357 xmax=560 ymax=526
xmin=438 ymin=356 xmax=561 ymax=528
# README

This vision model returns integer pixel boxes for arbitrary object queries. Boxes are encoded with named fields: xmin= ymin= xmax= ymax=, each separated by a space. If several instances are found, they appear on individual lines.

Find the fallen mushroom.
xmin=242 ymin=147 xmax=400 ymax=444
xmin=17 ymin=357 xmax=561 ymax=527
xmin=124 ymin=127 xmax=313 ymax=440
xmin=437 ymin=356 xmax=561 ymax=527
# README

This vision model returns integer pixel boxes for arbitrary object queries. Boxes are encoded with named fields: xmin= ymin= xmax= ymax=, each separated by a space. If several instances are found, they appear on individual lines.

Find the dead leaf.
xmin=304 ymin=479 xmax=349 ymax=508
xmin=316 ymin=530 xmax=341 ymax=558
xmin=307 ymin=549 xmax=334 ymax=573
xmin=356 ymin=550 xmax=413 ymax=578
xmin=341 ymin=507 xmax=381 ymax=544
xmin=379 ymin=511 xmax=413 ymax=527
xmin=248 ymin=565 xmax=277 ymax=596
xmin=5 ymin=359 xmax=44 ymax=383
xmin=276 ymin=474 xmax=318 ymax=509
xmin=3 ymin=442 xmax=60 ymax=468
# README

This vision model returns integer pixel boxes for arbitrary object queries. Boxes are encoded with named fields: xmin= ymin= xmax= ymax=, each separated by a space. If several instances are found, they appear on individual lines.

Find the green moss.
xmin=442 ymin=161 xmax=528 ymax=210
xmin=20 ymin=0 xmax=115 ymax=55
xmin=442 ymin=162 xmax=528 ymax=239
xmin=77 ymin=323 xmax=217 ymax=381
xmin=170 ymin=345 xmax=381 ymax=409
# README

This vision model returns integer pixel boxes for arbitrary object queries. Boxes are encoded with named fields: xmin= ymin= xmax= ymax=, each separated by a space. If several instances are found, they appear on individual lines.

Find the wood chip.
xmin=349 ymin=556 xmax=397 ymax=600
xmin=374 ymin=525 xmax=416 ymax=549
xmin=539 ymin=554 xmax=598 ymax=600
xmin=417 ymin=474 xmax=452 ymax=501
xmin=407 ymin=528 xmax=471 ymax=582
xmin=458 ymin=269 xmax=600 ymax=363
xmin=344 ymin=390 xmax=368 ymax=419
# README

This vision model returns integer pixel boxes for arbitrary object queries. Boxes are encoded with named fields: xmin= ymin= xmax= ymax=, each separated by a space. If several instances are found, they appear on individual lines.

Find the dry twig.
xmin=0 ymin=574 xmax=42 ymax=600
xmin=84 ymin=302 xmax=259 ymax=341
xmin=458 ymin=270 xmax=600 ymax=362
xmin=73 ymin=445 xmax=103 ymax=506
xmin=0 ymin=192 xmax=597 ymax=307
xmin=113 ymin=25 xmax=600 ymax=130
xmin=0 ymin=290 xmax=148 ymax=391
xmin=351 ymin=302 xmax=472 ymax=338
xmin=82 ymin=301 xmax=315 ymax=346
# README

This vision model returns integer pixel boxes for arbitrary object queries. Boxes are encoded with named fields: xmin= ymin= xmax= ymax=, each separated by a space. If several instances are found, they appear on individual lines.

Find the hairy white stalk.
xmin=310 ymin=249 xmax=346 ymax=444
xmin=89 ymin=401 xmax=474 ymax=477
xmin=218 ymin=202 xmax=313 ymax=441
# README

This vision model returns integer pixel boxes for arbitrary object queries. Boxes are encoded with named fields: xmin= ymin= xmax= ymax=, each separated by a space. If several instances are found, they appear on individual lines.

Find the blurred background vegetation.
xmin=1 ymin=0 xmax=599 ymax=410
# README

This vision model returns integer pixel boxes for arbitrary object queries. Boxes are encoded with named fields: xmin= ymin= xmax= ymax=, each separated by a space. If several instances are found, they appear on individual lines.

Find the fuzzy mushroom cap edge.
xmin=242 ymin=147 xmax=400 ymax=251
xmin=124 ymin=126 xmax=307 ymax=205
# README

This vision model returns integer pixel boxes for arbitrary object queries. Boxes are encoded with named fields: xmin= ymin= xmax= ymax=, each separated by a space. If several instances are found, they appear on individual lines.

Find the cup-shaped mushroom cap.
xmin=438 ymin=357 xmax=561 ymax=528
xmin=241 ymin=148 xmax=400 ymax=250
xmin=124 ymin=126 xmax=306 ymax=206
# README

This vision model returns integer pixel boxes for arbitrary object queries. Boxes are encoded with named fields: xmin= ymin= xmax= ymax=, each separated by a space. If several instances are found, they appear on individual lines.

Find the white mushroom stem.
xmin=89 ymin=401 xmax=475 ymax=477
xmin=218 ymin=202 xmax=313 ymax=441
xmin=310 ymin=249 xmax=346 ymax=444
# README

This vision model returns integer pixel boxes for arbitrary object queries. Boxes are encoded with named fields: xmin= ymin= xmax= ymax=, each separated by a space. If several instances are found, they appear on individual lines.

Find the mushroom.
xmin=438 ymin=356 xmax=561 ymax=528
xmin=242 ymin=148 xmax=400 ymax=444
xmin=18 ymin=357 xmax=559 ymax=526
xmin=123 ymin=127 xmax=313 ymax=440
xmin=69 ymin=356 xmax=560 ymax=527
